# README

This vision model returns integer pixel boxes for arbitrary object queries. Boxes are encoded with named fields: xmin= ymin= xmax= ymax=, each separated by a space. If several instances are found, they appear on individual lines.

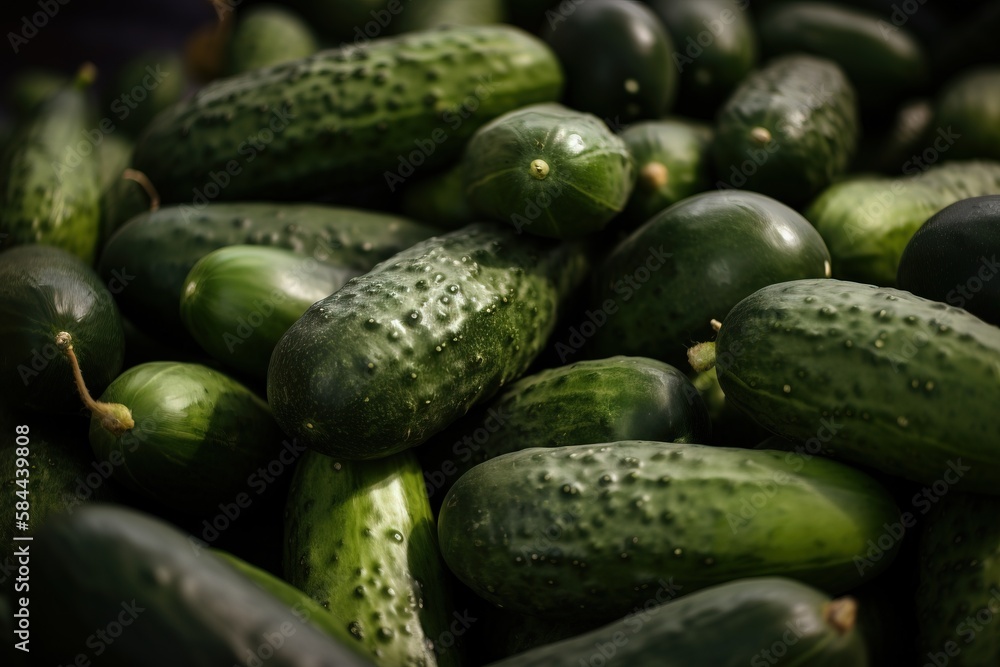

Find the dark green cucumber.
xmin=619 ymin=118 xmax=713 ymax=226
xmin=542 ymin=0 xmax=676 ymax=122
xmin=284 ymin=450 xmax=460 ymax=667
xmin=462 ymin=103 xmax=635 ymax=239
xmin=485 ymin=578 xmax=867 ymax=667
xmin=0 ymin=245 xmax=124 ymax=415
xmin=212 ymin=550 xmax=359 ymax=648
xmin=97 ymin=202 xmax=440 ymax=342
xmin=707 ymin=278 xmax=1000 ymax=492
xmin=691 ymin=367 xmax=770 ymax=448
xmin=267 ymin=223 xmax=589 ymax=459
xmin=713 ymin=54 xmax=859 ymax=206
xmin=0 ymin=64 xmax=101 ymax=262
xmin=897 ymin=195 xmax=1000 ymax=326
xmin=806 ymin=160 xmax=1000 ymax=286
xmin=438 ymin=441 xmax=900 ymax=620
xmin=393 ymin=0 xmax=507 ymax=32
xmin=418 ymin=356 xmax=710 ymax=503
xmin=933 ymin=66 xmax=1000 ymax=162
xmin=227 ymin=5 xmax=319 ymax=74
xmin=132 ymin=25 xmax=563 ymax=203
xmin=6 ymin=67 xmax=67 ymax=118
xmin=758 ymin=1 xmax=928 ymax=111
xmin=647 ymin=0 xmax=758 ymax=118
xmin=33 ymin=504 xmax=374 ymax=667
xmin=917 ymin=492 xmax=1000 ymax=666
xmin=0 ymin=421 xmax=117 ymax=560
xmin=180 ymin=245 xmax=360 ymax=378
xmin=400 ymin=162 xmax=477 ymax=230
xmin=581 ymin=190 xmax=831 ymax=370
xmin=107 ymin=50 xmax=186 ymax=139
xmin=80 ymin=360 xmax=283 ymax=513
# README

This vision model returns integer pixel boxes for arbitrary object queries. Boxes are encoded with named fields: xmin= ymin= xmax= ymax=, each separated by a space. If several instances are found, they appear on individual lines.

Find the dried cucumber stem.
xmin=122 ymin=169 xmax=161 ymax=212
xmin=687 ymin=341 xmax=717 ymax=373
xmin=55 ymin=332 xmax=134 ymax=436
xmin=824 ymin=596 xmax=858 ymax=635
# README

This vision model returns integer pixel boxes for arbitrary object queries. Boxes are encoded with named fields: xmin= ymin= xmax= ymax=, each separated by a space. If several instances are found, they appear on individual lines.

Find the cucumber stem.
xmin=638 ymin=162 xmax=668 ymax=192
xmin=55 ymin=332 xmax=134 ymax=436
xmin=687 ymin=341 xmax=717 ymax=373
xmin=529 ymin=159 xmax=549 ymax=180
xmin=122 ymin=169 xmax=161 ymax=212
xmin=824 ymin=596 xmax=858 ymax=635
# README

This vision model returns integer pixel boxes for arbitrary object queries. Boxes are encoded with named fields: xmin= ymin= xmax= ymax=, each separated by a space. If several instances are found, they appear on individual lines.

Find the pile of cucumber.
xmin=2 ymin=0 xmax=1000 ymax=665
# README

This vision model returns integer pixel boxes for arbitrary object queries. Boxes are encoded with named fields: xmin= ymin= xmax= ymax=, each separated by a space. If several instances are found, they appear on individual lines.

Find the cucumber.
xmin=33 ymin=504 xmax=374 ymax=667
xmin=180 ymin=246 xmax=360 ymax=378
xmin=6 ymin=67 xmax=67 ymax=118
xmin=132 ymin=25 xmax=563 ymax=203
xmin=400 ymin=162 xmax=476 ymax=229
xmin=897 ymin=195 xmax=1000 ymax=326
xmin=485 ymin=578 xmax=867 ymax=667
xmin=461 ymin=103 xmax=635 ymax=239
xmin=702 ymin=278 xmax=1000 ymax=493
xmin=806 ymin=160 xmax=1000 ymax=286
xmin=0 ymin=421 xmax=117 ymax=560
xmin=0 ymin=245 xmax=124 ymax=415
xmin=933 ymin=66 xmax=1000 ymax=162
xmin=107 ymin=50 xmax=186 ymax=139
xmin=418 ymin=356 xmax=710 ymax=504
xmin=618 ymin=118 xmax=713 ymax=226
xmin=438 ymin=441 xmax=900 ymax=620
xmin=212 ymin=549 xmax=359 ymax=648
xmin=579 ymin=190 xmax=831 ymax=370
xmin=226 ymin=4 xmax=319 ymax=74
xmin=267 ymin=223 xmax=589 ymax=459
xmin=0 ymin=64 xmax=101 ymax=262
xmin=97 ymin=203 xmax=440 ymax=342
xmin=917 ymin=492 xmax=1000 ymax=666
xmin=713 ymin=54 xmax=859 ymax=206
xmin=393 ymin=0 xmax=506 ymax=32
xmin=541 ymin=0 xmax=677 ymax=122
xmin=647 ymin=0 xmax=758 ymax=118
xmin=691 ymin=367 xmax=770 ymax=448
xmin=758 ymin=1 xmax=928 ymax=111
xmin=284 ymin=450 xmax=460 ymax=667
xmin=70 ymin=358 xmax=284 ymax=513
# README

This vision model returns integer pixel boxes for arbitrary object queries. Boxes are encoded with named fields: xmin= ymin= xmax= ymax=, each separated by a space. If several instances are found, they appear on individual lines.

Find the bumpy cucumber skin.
xmin=716 ymin=279 xmax=1000 ymax=492
xmin=917 ymin=492 xmax=1000 ymax=667
xmin=132 ymin=25 xmax=563 ymax=203
xmin=438 ymin=441 xmax=899 ymax=620
xmin=713 ymin=54 xmax=858 ymax=206
xmin=758 ymin=1 xmax=928 ymax=110
xmin=619 ymin=118 xmax=713 ymax=226
xmin=934 ymin=67 xmax=1000 ymax=161
xmin=89 ymin=362 xmax=283 ymax=513
xmin=33 ymin=504 xmax=374 ymax=667
xmin=0 ymin=76 xmax=100 ymax=262
xmin=267 ymin=223 xmax=589 ymax=459
xmin=180 ymin=246 xmax=360 ymax=378
xmin=806 ymin=160 xmax=1000 ymax=287
xmin=485 ymin=577 xmax=867 ymax=667
xmin=98 ymin=203 xmax=440 ymax=341
xmin=583 ymin=190 xmax=831 ymax=370
xmin=227 ymin=5 xmax=319 ymax=74
xmin=462 ymin=103 xmax=635 ymax=239
xmin=212 ymin=550 xmax=361 ymax=651
xmin=0 ymin=245 xmax=124 ymax=415
xmin=419 ymin=356 xmax=710 ymax=502
xmin=284 ymin=450 xmax=459 ymax=667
